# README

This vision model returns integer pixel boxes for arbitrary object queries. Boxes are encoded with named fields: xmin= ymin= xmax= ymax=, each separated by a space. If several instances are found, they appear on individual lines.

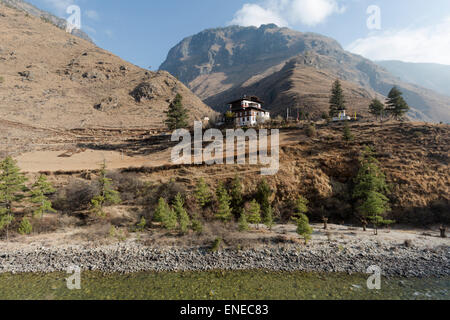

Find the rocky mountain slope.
xmin=0 ymin=0 xmax=92 ymax=42
xmin=376 ymin=60 xmax=450 ymax=98
xmin=0 ymin=3 xmax=214 ymax=138
xmin=160 ymin=24 xmax=450 ymax=123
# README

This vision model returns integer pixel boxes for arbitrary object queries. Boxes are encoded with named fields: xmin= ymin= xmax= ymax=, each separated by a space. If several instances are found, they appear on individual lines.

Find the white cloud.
xmin=229 ymin=3 xmax=288 ymax=27
xmin=229 ymin=0 xmax=345 ymax=27
xmin=347 ymin=17 xmax=450 ymax=65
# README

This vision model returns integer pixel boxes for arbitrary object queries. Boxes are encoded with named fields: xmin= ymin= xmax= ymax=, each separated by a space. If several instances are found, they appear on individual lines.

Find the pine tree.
xmin=353 ymin=146 xmax=392 ymax=233
xmin=90 ymin=162 xmax=121 ymax=217
xmin=173 ymin=193 xmax=190 ymax=234
xmin=343 ymin=121 xmax=354 ymax=142
xmin=329 ymin=80 xmax=346 ymax=117
xmin=357 ymin=191 xmax=392 ymax=235
xmin=215 ymin=182 xmax=233 ymax=222
xmin=195 ymin=178 xmax=211 ymax=208
xmin=264 ymin=205 xmax=274 ymax=230
xmin=238 ymin=212 xmax=249 ymax=231
xmin=229 ymin=175 xmax=244 ymax=219
xmin=30 ymin=175 xmax=56 ymax=218
xmin=369 ymin=99 xmax=385 ymax=122
xmin=165 ymin=93 xmax=189 ymax=130
xmin=163 ymin=207 xmax=178 ymax=231
xmin=385 ymin=87 xmax=410 ymax=120
xmin=18 ymin=217 xmax=33 ymax=235
xmin=256 ymin=179 xmax=273 ymax=224
xmin=0 ymin=157 xmax=27 ymax=240
xmin=296 ymin=213 xmax=313 ymax=244
xmin=246 ymin=200 xmax=262 ymax=227
xmin=153 ymin=197 xmax=169 ymax=223
xmin=190 ymin=213 xmax=204 ymax=234
xmin=136 ymin=216 xmax=147 ymax=231
xmin=292 ymin=196 xmax=309 ymax=222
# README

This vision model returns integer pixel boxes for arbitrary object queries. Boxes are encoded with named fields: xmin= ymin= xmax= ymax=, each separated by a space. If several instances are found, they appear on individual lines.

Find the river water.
xmin=0 ymin=271 xmax=449 ymax=300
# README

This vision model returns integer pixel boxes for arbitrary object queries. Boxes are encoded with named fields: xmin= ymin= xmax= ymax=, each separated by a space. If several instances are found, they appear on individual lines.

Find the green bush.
xmin=18 ymin=218 xmax=33 ymax=235
xmin=0 ymin=76 xmax=4 ymax=84
xmin=211 ymin=237 xmax=222 ymax=252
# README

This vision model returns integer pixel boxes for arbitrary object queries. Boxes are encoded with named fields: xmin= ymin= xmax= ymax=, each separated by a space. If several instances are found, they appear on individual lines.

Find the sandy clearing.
xmin=15 ymin=149 xmax=171 ymax=172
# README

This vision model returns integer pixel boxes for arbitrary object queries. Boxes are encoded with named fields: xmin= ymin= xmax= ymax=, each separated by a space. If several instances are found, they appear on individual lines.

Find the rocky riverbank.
xmin=1 ymin=240 xmax=448 ymax=277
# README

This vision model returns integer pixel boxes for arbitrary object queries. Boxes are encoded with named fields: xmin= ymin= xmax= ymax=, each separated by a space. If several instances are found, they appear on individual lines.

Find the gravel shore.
xmin=1 ymin=240 xmax=449 ymax=277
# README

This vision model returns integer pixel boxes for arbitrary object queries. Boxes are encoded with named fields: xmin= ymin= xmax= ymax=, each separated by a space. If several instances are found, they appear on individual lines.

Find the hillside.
xmin=0 ymin=3 xmax=214 ymax=148
xmin=0 ymin=0 xmax=92 ymax=42
xmin=160 ymin=24 xmax=450 ymax=123
xmin=12 ymin=121 xmax=450 ymax=227
xmin=376 ymin=60 xmax=450 ymax=98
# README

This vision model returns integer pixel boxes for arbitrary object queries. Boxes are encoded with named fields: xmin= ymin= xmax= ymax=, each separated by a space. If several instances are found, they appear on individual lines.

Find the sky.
xmin=27 ymin=0 xmax=450 ymax=69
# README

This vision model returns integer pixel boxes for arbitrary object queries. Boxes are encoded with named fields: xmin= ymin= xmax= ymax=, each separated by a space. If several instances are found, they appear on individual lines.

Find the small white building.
xmin=227 ymin=96 xmax=270 ymax=127
xmin=332 ymin=110 xmax=352 ymax=122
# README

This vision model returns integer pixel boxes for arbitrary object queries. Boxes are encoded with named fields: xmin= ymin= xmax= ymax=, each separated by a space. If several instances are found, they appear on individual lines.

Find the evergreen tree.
xmin=90 ymin=162 xmax=121 ymax=217
xmin=30 ymin=175 xmax=56 ymax=218
xmin=136 ymin=216 xmax=147 ymax=231
xmin=163 ymin=207 xmax=178 ymax=231
xmin=357 ymin=191 xmax=392 ymax=235
xmin=343 ymin=121 xmax=354 ymax=142
xmin=229 ymin=175 xmax=244 ymax=219
xmin=369 ymin=99 xmax=385 ymax=121
xmin=194 ymin=178 xmax=211 ymax=208
xmin=353 ymin=146 xmax=392 ymax=233
xmin=246 ymin=200 xmax=262 ymax=227
xmin=296 ymin=213 xmax=313 ymax=244
xmin=153 ymin=197 xmax=169 ymax=223
xmin=18 ymin=217 xmax=32 ymax=235
xmin=385 ymin=87 xmax=410 ymax=120
xmin=292 ymin=196 xmax=309 ymax=222
xmin=215 ymin=182 xmax=233 ymax=222
xmin=190 ymin=213 xmax=204 ymax=234
xmin=256 ymin=179 xmax=273 ymax=224
xmin=238 ymin=212 xmax=249 ymax=231
xmin=264 ymin=205 xmax=274 ymax=230
xmin=329 ymin=79 xmax=346 ymax=117
xmin=165 ymin=93 xmax=189 ymax=130
xmin=173 ymin=193 xmax=190 ymax=234
xmin=0 ymin=157 xmax=27 ymax=240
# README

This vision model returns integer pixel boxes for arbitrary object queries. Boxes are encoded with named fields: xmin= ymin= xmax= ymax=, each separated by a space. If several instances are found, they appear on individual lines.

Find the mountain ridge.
xmin=160 ymin=24 xmax=450 ymax=123
xmin=0 ymin=3 xmax=213 ymax=140
xmin=376 ymin=60 xmax=450 ymax=98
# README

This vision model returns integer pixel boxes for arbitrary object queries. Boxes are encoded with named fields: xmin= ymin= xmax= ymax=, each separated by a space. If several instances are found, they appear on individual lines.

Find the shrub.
xmin=305 ymin=124 xmax=316 ymax=137
xmin=0 ymin=76 xmax=4 ymax=84
xmin=53 ymin=179 xmax=98 ymax=212
xmin=108 ymin=172 xmax=145 ymax=202
xmin=136 ymin=216 xmax=146 ymax=231
xmin=211 ymin=237 xmax=222 ymax=252
xmin=18 ymin=218 xmax=33 ymax=235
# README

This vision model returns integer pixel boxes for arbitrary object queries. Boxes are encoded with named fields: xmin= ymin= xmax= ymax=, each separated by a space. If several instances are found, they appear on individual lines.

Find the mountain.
xmin=160 ymin=24 xmax=450 ymax=123
xmin=0 ymin=2 xmax=214 ymax=135
xmin=0 ymin=0 xmax=92 ymax=42
xmin=376 ymin=60 xmax=450 ymax=98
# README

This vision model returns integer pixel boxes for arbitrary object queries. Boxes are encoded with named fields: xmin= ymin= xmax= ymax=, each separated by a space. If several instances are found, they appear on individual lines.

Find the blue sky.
xmin=28 ymin=0 xmax=450 ymax=69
